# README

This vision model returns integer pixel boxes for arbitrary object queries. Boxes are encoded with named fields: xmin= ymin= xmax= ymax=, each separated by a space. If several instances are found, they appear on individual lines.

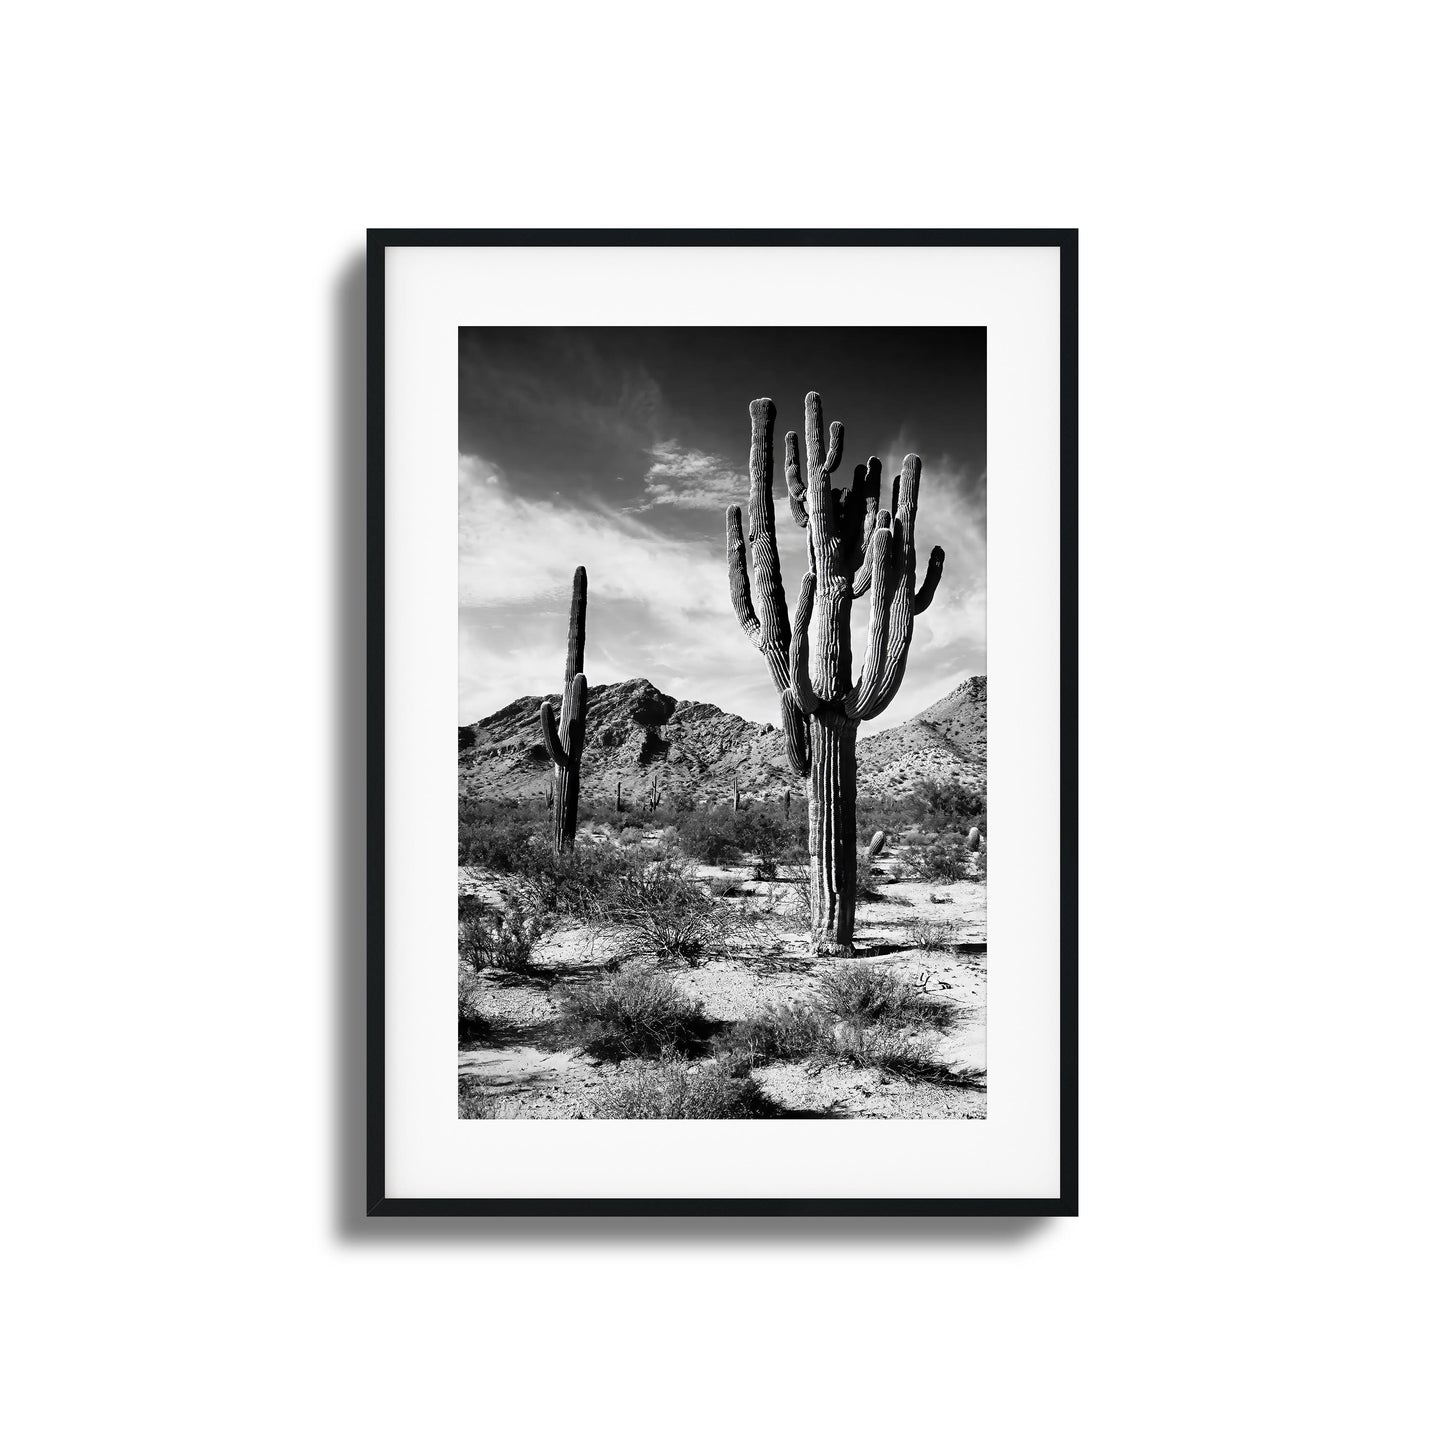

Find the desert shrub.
xmin=851 ymin=783 xmax=989 ymax=838
xmin=855 ymin=850 xmax=887 ymax=899
xmin=780 ymin=867 xmax=814 ymax=924
xmin=918 ymin=780 xmax=987 ymax=828
xmin=556 ymin=967 xmax=714 ymax=1061
xmin=720 ymin=1000 xmax=833 ymax=1068
xmin=592 ymin=1050 xmax=767 ymax=1119
xmin=906 ymin=919 xmax=957 ymax=955
xmin=583 ymin=855 xmax=741 ymax=963
xmin=733 ymin=812 xmax=790 ymax=878
xmin=457 ymin=965 xmax=490 ymax=1046
xmin=457 ymin=885 xmax=549 ymax=975
xmin=816 ymin=961 xmax=954 ymax=1030
xmin=720 ymin=1000 xmax=944 ymax=1081
xmin=828 ymin=1022 xmax=937 ymax=1076
xmin=458 ymin=812 xmax=542 ymax=870
xmin=676 ymin=810 xmax=739 ymax=864
xmin=913 ymin=841 xmax=971 ymax=882
xmin=457 ymin=1079 xmax=524 ymax=1119
xmin=514 ymin=842 xmax=630 ymax=921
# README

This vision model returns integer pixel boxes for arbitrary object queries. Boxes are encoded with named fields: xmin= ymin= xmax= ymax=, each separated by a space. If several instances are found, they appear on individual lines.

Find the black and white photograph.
xmin=456 ymin=327 xmax=988 ymax=1120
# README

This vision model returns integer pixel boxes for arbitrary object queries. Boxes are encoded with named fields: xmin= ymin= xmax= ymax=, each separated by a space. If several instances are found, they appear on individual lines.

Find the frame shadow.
xmin=331 ymin=245 xmax=1063 ymax=1242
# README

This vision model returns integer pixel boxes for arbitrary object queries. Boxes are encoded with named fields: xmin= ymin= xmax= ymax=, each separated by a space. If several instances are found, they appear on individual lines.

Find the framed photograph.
xmin=367 ymin=229 xmax=1077 ymax=1216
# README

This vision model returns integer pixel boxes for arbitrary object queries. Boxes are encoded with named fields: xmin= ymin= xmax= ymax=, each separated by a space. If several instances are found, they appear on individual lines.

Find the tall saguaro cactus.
xmin=538 ymin=566 xmax=589 ymax=855
xmin=727 ymin=395 xmax=945 ymax=953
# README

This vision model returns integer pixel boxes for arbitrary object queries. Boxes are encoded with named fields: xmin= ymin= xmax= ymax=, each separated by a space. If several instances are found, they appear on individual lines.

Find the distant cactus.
xmin=538 ymin=566 xmax=589 ymax=856
xmin=647 ymin=773 xmax=662 ymax=813
xmin=783 ymin=788 xmax=791 ymax=821
xmin=866 ymin=829 xmax=886 ymax=862
xmin=616 ymin=778 xmax=623 ymax=811
xmin=727 ymin=394 xmax=946 ymax=954
xmin=966 ymin=826 xmax=982 ymax=852
xmin=733 ymin=779 xmax=741 ymax=812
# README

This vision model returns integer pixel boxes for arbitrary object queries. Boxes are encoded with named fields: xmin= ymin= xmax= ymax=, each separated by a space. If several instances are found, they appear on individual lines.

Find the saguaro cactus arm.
xmin=844 ymin=455 xmax=943 ymax=721
xmin=789 ymin=571 xmax=821 ymax=716
xmin=782 ymin=430 xmax=809 ymax=529
xmin=847 ymin=460 xmax=884 ymax=597
xmin=725 ymin=507 xmax=761 ymax=647
xmin=539 ymin=672 xmax=588 ymax=768
xmin=799 ymin=392 xmax=858 ymax=704
xmin=783 ymin=396 xmax=843 ymax=530
xmin=913 ymin=545 xmax=945 ymax=614
xmin=726 ymin=398 xmax=810 ymax=777
xmin=539 ymin=699 xmax=568 ymax=767
xmin=846 ymin=510 xmax=895 ymax=719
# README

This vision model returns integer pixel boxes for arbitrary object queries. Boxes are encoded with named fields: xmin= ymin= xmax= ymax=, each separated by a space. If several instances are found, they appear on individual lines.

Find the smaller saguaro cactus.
xmin=538 ymin=567 xmax=589 ymax=856
xmin=966 ymin=826 xmax=982 ymax=852
xmin=733 ymin=780 xmax=741 ymax=812
xmin=615 ymin=779 xmax=624 ymax=811
xmin=865 ymin=829 xmax=887 ymax=862
xmin=647 ymin=773 xmax=662 ymax=813
xmin=783 ymin=788 xmax=792 ymax=821
xmin=546 ymin=777 xmax=555 ymax=810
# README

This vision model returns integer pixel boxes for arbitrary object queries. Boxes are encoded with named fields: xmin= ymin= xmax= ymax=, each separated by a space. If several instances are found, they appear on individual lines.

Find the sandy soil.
xmin=458 ymin=846 xmax=986 ymax=1120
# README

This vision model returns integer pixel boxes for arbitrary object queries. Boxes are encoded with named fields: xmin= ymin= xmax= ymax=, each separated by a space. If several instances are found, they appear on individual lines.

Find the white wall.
xmin=2 ymin=5 xmax=1440 ymax=1442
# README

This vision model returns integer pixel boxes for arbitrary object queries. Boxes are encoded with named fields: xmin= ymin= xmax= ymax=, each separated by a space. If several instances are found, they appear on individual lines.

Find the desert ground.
xmin=457 ymin=804 xmax=986 ymax=1120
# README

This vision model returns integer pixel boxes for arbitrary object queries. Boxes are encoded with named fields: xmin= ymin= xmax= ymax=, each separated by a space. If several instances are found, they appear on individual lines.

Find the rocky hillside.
xmin=858 ymin=675 xmax=986 ymax=797
xmin=459 ymin=675 xmax=985 ymax=807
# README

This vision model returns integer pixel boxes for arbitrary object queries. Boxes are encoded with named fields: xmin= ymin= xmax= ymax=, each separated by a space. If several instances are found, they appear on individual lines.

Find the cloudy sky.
xmin=459 ymin=327 xmax=985 ymax=736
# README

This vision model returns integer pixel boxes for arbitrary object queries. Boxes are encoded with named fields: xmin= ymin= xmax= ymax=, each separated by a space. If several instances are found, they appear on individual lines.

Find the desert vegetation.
xmin=457 ymin=789 xmax=985 ymax=1119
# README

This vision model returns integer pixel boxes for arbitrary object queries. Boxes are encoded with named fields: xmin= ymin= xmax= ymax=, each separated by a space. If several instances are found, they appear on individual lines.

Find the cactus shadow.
xmin=458 ymin=1015 xmax=560 ymax=1052
xmin=849 ymin=941 xmax=913 ymax=959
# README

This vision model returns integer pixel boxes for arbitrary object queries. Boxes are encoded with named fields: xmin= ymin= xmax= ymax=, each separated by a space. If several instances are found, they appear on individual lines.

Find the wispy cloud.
xmin=460 ymin=447 xmax=985 ymax=734
xmin=460 ymin=454 xmax=736 ymax=617
xmin=637 ymin=440 xmax=746 ymax=510
xmin=460 ymin=452 xmax=774 ymax=723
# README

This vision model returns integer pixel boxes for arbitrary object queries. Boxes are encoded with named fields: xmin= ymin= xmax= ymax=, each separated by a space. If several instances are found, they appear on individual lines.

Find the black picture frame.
xmin=366 ymin=229 xmax=1078 ymax=1217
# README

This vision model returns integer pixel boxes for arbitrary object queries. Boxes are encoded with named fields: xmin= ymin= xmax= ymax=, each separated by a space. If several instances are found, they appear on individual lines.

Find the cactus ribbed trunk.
xmin=539 ymin=567 xmax=589 ymax=856
xmin=553 ymin=754 xmax=580 ymax=855
xmin=808 ymin=710 xmax=858 ymax=953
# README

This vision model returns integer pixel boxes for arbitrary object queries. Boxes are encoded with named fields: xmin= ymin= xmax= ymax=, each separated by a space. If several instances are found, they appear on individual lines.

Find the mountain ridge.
xmin=459 ymin=675 xmax=985 ymax=806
